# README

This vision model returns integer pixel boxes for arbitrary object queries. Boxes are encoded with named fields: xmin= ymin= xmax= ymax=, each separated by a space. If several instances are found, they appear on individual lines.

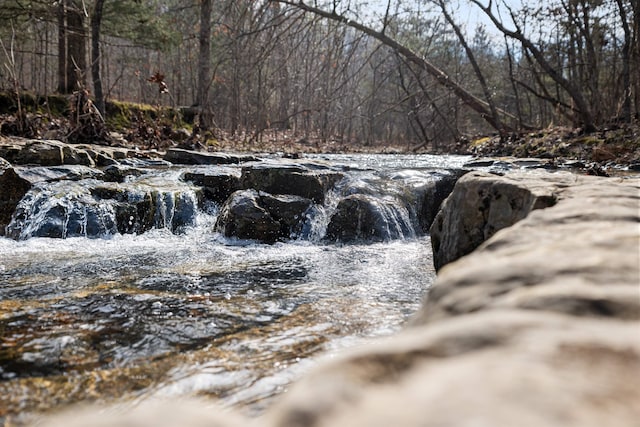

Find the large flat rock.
xmin=264 ymin=311 xmax=640 ymax=427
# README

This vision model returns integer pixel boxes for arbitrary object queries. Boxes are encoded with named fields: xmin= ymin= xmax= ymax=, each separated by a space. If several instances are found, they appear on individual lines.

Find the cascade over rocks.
xmin=5 ymin=181 xmax=119 ymax=239
xmin=3 ymin=138 xmax=463 ymax=243
xmin=0 ymin=165 xmax=103 ymax=236
xmin=1 ymin=138 xmax=465 ymax=244
xmin=325 ymin=194 xmax=414 ymax=242
xmin=90 ymin=181 xmax=199 ymax=235
xmin=5 ymin=179 xmax=199 ymax=239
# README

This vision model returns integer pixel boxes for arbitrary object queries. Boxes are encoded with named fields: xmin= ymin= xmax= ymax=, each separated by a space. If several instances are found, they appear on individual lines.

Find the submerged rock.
xmin=215 ymin=189 xmax=313 ymax=243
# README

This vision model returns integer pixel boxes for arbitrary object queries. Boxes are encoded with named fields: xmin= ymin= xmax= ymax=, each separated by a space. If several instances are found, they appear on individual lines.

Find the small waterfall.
xmin=5 ymin=177 xmax=201 ymax=240
xmin=370 ymin=196 xmax=416 ymax=240
xmin=5 ymin=180 xmax=119 ymax=240
xmin=3 ymin=158 xmax=463 ymax=243
xmin=152 ymin=189 xmax=199 ymax=232
xmin=301 ymin=169 xmax=449 ymax=243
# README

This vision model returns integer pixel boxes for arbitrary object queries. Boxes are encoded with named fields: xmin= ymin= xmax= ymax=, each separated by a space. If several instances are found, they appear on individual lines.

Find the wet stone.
xmin=181 ymin=167 xmax=242 ymax=204
xmin=215 ymin=189 xmax=313 ymax=243
xmin=240 ymin=163 xmax=344 ymax=204
xmin=164 ymin=148 xmax=260 ymax=165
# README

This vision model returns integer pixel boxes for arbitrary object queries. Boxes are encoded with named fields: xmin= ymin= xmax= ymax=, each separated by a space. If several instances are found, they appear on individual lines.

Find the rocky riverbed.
xmin=1 ymin=137 xmax=639 ymax=427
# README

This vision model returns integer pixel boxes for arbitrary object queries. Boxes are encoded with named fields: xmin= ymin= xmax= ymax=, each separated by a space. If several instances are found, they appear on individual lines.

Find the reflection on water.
xmin=0 ymin=225 xmax=435 ymax=421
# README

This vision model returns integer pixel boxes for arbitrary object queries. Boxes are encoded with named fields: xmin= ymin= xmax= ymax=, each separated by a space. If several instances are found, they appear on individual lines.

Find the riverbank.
xmin=1 ymin=95 xmax=639 ymax=171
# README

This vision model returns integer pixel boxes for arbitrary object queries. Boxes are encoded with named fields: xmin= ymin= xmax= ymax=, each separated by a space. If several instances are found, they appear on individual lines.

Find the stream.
xmin=0 ymin=154 xmax=469 ymax=423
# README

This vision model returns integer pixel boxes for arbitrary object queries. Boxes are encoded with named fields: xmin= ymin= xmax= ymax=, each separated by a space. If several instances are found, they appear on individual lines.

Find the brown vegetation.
xmin=1 ymin=90 xmax=638 ymax=171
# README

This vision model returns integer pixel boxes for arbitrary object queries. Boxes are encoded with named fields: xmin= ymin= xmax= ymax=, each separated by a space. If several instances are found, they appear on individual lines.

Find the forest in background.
xmin=0 ymin=0 xmax=637 ymax=151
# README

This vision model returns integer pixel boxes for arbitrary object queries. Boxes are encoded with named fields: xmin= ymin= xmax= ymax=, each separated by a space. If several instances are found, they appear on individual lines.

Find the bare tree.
xmin=270 ymin=0 xmax=523 ymax=133
xmin=91 ymin=0 xmax=106 ymax=115
xmin=469 ymin=0 xmax=595 ymax=131
xmin=436 ymin=0 xmax=505 ymax=134
xmin=615 ymin=0 xmax=632 ymax=122
xmin=196 ymin=0 xmax=212 ymax=108
xmin=58 ymin=0 xmax=86 ymax=94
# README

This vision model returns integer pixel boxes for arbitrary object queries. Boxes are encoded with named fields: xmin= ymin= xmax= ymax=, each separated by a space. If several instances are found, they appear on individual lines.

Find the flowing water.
xmin=0 ymin=154 xmax=469 ymax=423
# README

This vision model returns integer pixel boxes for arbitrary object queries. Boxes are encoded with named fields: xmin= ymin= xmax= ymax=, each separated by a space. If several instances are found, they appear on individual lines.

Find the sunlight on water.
xmin=0 ymin=218 xmax=435 ymax=420
xmin=0 ymin=154 xmax=453 ymax=422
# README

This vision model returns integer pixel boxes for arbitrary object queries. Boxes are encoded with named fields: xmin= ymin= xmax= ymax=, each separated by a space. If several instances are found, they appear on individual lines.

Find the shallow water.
xmin=0 ymin=154 xmax=469 ymax=422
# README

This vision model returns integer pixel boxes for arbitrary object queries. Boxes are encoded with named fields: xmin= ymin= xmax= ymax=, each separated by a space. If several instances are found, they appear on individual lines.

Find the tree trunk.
xmin=57 ymin=1 xmax=67 ymax=93
xmin=91 ymin=0 xmax=105 ymax=116
xmin=634 ymin=0 xmax=640 ymax=120
xmin=615 ymin=0 xmax=632 ymax=123
xmin=196 ymin=0 xmax=213 ymax=128
xmin=196 ymin=0 xmax=213 ymax=106
xmin=57 ymin=0 xmax=86 ymax=94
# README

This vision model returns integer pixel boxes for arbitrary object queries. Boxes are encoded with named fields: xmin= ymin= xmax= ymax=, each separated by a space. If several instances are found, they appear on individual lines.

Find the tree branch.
xmin=270 ymin=0 xmax=522 ymax=132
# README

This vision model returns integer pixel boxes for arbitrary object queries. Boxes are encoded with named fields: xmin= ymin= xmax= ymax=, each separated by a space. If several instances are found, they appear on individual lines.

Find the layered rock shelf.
xmin=0 ymin=138 xmax=461 ymax=243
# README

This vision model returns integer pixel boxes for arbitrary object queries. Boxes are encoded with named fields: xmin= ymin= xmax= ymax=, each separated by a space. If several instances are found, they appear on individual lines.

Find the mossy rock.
xmin=0 ymin=91 xmax=36 ymax=113
xmin=105 ymin=100 xmax=184 ymax=131
xmin=0 ymin=91 xmax=70 ymax=116
xmin=40 ymin=94 xmax=69 ymax=115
